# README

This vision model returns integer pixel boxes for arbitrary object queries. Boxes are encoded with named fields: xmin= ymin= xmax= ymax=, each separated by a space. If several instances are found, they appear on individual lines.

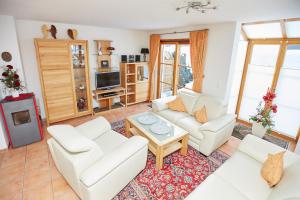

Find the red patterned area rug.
xmin=111 ymin=120 xmax=229 ymax=200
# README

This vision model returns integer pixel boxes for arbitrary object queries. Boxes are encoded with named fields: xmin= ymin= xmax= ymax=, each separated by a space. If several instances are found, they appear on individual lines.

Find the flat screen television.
xmin=95 ymin=71 xmax=120 ymax=90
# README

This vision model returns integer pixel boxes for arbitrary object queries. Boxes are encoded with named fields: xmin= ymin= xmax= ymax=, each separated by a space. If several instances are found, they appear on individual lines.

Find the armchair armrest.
xmin=80 ymin=136 xmax=148 ymax=187
xmin=199 ymin=114 xmax=236 ymax=132
xmin=76 ymin=117 xmax=111 ymax=140
xmin=152 ymin=96 xmax=176 ymax=112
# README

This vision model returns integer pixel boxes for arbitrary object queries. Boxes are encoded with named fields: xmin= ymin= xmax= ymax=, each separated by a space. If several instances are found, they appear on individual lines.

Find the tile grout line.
xmin=21 ymin=146 xmax=27 ymax=200
xmin=48 ymin=147 xmax=55 ymax=200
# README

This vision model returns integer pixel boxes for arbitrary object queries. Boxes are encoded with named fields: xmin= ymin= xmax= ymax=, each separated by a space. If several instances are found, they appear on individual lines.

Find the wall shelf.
xmin=120 ymin=62 xmax=149 ymax=106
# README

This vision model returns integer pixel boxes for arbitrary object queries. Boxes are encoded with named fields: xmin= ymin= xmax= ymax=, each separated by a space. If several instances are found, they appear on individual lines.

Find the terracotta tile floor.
xmin=0 ymin=102 xmax=295 ymax=199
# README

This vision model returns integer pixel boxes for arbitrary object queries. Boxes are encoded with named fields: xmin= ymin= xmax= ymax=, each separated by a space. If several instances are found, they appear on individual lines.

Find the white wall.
xmin=0 ymin=15 xmax=26 ymax=149
xmin=16 ymin=19 xmax=149 ymax=118
xmin=151 ymin=22 xmax=240 ymax=103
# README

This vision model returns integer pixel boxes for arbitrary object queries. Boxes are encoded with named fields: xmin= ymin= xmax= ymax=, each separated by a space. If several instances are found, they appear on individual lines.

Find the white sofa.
xmin=47 ymin=117 xmax=148 ymax=200
xmin=152 ymin=89 xmax=236 ymax=156
xmin=186 ymin=134 xmax=300 ymax=200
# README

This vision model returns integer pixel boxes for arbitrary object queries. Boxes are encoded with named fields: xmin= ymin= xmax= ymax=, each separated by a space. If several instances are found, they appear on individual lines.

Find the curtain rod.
xmin=157 ymin=29 xmax=208 ymax=36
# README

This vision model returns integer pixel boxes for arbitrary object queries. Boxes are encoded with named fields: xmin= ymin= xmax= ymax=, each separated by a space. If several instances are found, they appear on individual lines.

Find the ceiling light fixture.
xmin=176 ymin=1 xmax=217 ymax=14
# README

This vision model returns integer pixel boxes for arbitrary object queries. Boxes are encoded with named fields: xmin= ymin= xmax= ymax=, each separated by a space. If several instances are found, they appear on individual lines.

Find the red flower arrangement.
xmin=250 ymin=88 xmax=277 ymax=133
xmin=0 ymin=65 xmax=24 ymax=91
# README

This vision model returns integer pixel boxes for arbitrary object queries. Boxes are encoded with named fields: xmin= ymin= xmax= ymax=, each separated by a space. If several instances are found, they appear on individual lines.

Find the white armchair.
xmin=47 ymin=117 xmax=148 ymax=200
xmin=152 ymin=89 xmax=236 ymax=156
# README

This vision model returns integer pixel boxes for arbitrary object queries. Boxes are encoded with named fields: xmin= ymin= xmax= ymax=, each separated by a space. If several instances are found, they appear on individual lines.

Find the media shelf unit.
xmin=93 ymin=87 xmax=126 ymax=112
xmin=120 ymin=62 xmax=149 ymax=106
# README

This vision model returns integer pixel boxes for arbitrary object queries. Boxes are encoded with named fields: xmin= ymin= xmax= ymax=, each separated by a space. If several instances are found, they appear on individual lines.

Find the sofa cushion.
xmin=76 ymin=117 xmax=111 ymax=140
xmin=157 ymin=110 xmax=189 ymax=124
xmin=186 ymin=174 xmax=248 ymax=200
xmin=152 ymin=96 xmax=176 ymax=112
xmin=267 ymin=160 xmax=300 ymax=200
xmin=215 ymin=152 xmax=272 ymax=200
xmin=167 ymin=97 xmax=187 ymax=112
xmin=94 ymin=130 xmax=127 ymax=154
xmin=177 ymin=89 xmax=201 ymax=115
xmin=48 ymin=125 xmax=99 ymax=153
xmin=261 ymin=151 xmax=285 ymax=187
xmin=192 ymin=95 xmax=226 ymax=121
xmin=194 ymin=106 xmax=208 ymax=123
xmin=177 ymin=116 xmax=204 ymax=140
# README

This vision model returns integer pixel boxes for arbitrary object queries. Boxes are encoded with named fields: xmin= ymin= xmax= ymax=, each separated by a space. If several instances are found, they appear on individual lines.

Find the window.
xmin=286 ymin=21 xmax=300 ymax=38
xmin=158 ymin=41 xmax=192 ymax=97
xmin=177 ymin=44 xmax=193 ymax=90
xmin=239 ymin=44 xmax=280 ymax=121
xmin=273 ymin=44 xmax=300 ymax=138
xmin=234 ymin=18 xmax=300 ymax=140
xmin=243 ymin=23 xmax=282 ymax=39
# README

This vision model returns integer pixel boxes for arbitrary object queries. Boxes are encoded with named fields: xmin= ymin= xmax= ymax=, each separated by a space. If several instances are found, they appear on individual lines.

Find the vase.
xmin=11 ymin=90 xmax=19 ymax=98
xmin=252 ymin=121 xmax=267 ymax=138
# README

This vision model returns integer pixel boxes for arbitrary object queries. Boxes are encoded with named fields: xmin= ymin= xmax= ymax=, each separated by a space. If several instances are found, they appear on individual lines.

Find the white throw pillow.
xmin=193 ymin=95 xmax=226 ymax=121
xmin=178 ymin=89 xmax=201 ymax=115
xmin=48 ymin=125 xmax=97 ymax=153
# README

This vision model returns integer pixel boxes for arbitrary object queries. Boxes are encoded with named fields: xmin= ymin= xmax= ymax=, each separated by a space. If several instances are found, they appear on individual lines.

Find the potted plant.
xmin=1 ymin=65 xmax=24 ymax=98
xmin=249 ymin=89 xmax=277 ymax=138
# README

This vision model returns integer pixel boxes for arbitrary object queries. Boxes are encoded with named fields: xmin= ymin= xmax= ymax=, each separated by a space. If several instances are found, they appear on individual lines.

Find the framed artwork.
xmin=101 ymin=60 xmax=109 ymax=68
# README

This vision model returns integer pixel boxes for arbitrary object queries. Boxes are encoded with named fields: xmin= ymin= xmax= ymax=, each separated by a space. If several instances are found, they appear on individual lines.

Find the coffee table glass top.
xmin=127 ymin=112 xmax=188 ymax=143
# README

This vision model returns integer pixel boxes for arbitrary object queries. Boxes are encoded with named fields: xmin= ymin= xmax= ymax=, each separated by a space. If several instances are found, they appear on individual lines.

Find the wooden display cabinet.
xmin=35 ymin=39 xmax=92 ymax=125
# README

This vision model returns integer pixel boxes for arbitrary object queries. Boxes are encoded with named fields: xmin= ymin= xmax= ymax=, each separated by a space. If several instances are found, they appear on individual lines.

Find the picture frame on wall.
xmin=101 ymin=60 xmax=109 ymax=68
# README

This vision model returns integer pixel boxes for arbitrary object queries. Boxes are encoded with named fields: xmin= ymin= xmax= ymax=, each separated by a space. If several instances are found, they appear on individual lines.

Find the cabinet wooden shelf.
xmin=120 ymin=62 xmax=149 ymax=106
xmin=35 ymin=39 xmax=93 ymax=125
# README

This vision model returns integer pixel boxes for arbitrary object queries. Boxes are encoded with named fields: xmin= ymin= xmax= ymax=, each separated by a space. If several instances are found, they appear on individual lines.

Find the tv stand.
xmin=102 ymin=92 xmax=117 ymax=97
xmin=93 ymin=87 xmax=126 ymax=113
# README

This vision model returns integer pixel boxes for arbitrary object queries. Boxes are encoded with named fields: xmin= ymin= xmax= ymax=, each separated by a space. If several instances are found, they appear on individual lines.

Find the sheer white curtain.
xmin=273 ymin=44 xmax=300 ymax=138
xmin=239 ymin=45 xmax=280 ymax=121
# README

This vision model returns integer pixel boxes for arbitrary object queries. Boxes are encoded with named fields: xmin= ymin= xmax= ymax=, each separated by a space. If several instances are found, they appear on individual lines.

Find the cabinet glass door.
xmin=71 ymin=43 xmax=89 ymax=113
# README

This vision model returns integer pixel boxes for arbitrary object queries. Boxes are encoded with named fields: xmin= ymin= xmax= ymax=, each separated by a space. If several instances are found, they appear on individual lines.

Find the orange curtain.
xmin=149 ymin=34 xmax=160 ymax=100
xmin=190 ymin=30 xmax=208 ymax=93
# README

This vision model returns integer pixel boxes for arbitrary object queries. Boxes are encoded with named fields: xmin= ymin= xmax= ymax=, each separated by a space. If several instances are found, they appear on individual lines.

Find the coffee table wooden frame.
xmin=125 ymin=112 xmax=189 ymax=170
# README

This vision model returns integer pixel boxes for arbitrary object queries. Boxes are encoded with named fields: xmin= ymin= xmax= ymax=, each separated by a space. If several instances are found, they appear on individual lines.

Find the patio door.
xmin=159 ymin=43 xmax=176 ymax=98
xmin=158 ymin=40 xmax=192 ymax=98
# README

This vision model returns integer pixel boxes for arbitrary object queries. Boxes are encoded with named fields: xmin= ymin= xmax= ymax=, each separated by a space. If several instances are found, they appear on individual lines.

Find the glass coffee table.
xmin=125 ymin=112 xmax=189 ymax=170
